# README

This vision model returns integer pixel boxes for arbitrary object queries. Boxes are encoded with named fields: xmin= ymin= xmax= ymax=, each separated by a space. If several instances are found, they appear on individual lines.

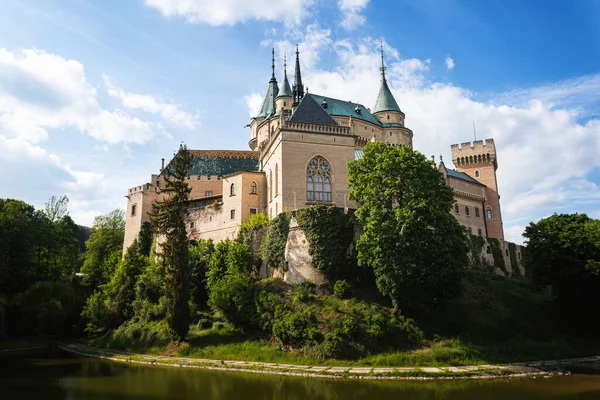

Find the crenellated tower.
xmin=451 ymin=139 xmax=504 ymax=240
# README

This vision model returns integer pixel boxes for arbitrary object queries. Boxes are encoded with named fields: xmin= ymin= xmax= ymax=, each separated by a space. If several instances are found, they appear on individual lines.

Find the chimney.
xmin=161 ymin=158 xmax=165 ymax=171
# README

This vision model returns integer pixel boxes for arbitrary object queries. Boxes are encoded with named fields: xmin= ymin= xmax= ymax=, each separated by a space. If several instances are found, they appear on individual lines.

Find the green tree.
xmin=80 ymin=209 xmax=125 ymax=287
xmin=138 ymin=221 xmax=154 ymax=257
xmin=189 ymin=239 xmax=214 ymax=316
xmin=348 ymin=142 xmax=468 ymax=311
xmin=43 ymin=195 xmax=69 ymax=223
xmin=151 ymin=144 xmax=193 ymax=340
xmin=523 ymin=213 xmax=600 ymax=325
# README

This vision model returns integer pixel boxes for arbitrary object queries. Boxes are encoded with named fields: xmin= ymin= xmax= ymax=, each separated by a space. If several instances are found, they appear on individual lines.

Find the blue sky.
xmin=1 ymin=0 xmax=599 ymax=243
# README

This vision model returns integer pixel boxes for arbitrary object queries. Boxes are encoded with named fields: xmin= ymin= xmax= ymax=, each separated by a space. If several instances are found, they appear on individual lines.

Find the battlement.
xmin=450 ymin=139 xmax=496 ymax=154
xmin=451 ymin=138 xmax=497 ymax=168
xmin=128 ymin=183 xmax=152 ymax=194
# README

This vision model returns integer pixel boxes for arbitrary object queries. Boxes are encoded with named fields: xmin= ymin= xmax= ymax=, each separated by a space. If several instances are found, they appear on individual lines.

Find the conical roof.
xmin=372 ymin=77 xmax=400 ymax=113
xmin=372 ymin=45 xmax=401 ymax=114
xmin=256 ymin=49 xmax=279 ymax=118
xmin=278 ymin=72 xmax=292 ymax=98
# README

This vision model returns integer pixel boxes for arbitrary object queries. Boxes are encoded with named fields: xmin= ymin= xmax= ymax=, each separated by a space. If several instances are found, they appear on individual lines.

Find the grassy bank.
xmin=86 ymin=271 xmax=600 ymax=367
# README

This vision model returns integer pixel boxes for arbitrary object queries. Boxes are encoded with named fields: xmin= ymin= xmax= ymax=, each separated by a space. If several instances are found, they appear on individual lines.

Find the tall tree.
xmin=80 ymin=209 xmax=125 ymax=287
xmin=151 ymin=144 xmax=193 ymax=340
xmin=523 ymin=213 xmax=600 ymax=326
xmin=348 ymin=142 xmax=468 ymax=311
xmin=44 ymin=195 xmax=69 ymax=223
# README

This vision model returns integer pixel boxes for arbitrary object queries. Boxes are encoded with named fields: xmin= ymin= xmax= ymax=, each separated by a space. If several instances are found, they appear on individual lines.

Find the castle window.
xmin=387 ymin=114 xmax=390 ymax=120
xmin=505 ymin=248 xmax=509 ymax=256
xmin=230 ymin=183 xmax=235 ymax=196
xmin=131 ymin=204 xmax=137 ymax=216
xmin=284 ymin=101 xmax=286 ymax=107
xmin=486 ymin=207 xmax=493 ymax=220
xmin=250 ymin=182 xmax=257 ymax=194
xmin=389 ymin=131 xmax=392 ymax=136
xmin=250 ymin=208 xmax=257 ymax=215
xmin=230 ymin=209 xmax=236 ymax=220
xmin=475 ymin=170 xmax=480 ymax=178
xmin=468 ymin=227 xmax=472 ymax=234
xmin=477 ymin=228 xmax=482 ymax=237
xmin=465 ymin=206 xmax=470 ymax=216
xmin=475 ymin=207 xmax=480 ymax=217
xmin=306 ymin=156 xmax=332 ymax=203
xmin=206 ymin=191 xmax=213 ymax=197
xmin=189 ymin=221 xmax=195 ymax=229
xmin=454 ymin=204 xmax=459 ymax=214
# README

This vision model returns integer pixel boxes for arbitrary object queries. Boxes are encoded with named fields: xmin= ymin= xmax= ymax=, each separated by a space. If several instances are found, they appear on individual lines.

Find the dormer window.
xmin=354 ymin=106 xmax=361 ymax=114
xmin=322 ymin=100 xmax=328 ymax=109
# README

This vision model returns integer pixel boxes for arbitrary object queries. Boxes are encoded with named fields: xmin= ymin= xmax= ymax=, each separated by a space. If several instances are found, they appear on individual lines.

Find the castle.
xmin=123 ymin=47 xmax=504 ymax=253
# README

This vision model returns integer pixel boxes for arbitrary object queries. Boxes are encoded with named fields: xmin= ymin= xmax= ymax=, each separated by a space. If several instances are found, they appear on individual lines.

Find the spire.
xmin=256 ymin=48 xmax=279 ymax=118
xmin=292 ymin=44 xmax=304 ymax=107
xmin=372 ymin=43 xmax=401 ymax=114
xmin=277 ymin=52 xmax=292 ymax=98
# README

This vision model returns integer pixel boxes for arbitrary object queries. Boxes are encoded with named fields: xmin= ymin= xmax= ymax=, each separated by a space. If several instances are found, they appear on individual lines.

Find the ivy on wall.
xmin=488 ymin=238 xmax=508 ymax=275
xmin=467 ymin=234 xmax=494 ymax=273
xmin=261 ymin=212 xmax=291 ymax=269
xmin=296 ymin=206 xmax=355 ymax=282
xmin=508 ymin=242 xmax=520 ymax=277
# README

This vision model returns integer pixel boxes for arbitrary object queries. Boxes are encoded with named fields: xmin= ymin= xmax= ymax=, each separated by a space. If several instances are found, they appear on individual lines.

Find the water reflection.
xmin=1 ymin=349 xmax=600 ymax=400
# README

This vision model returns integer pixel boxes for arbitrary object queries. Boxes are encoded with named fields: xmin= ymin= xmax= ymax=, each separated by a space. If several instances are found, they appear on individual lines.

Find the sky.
xmin=1 ymin=0 xmax=600 ymax=244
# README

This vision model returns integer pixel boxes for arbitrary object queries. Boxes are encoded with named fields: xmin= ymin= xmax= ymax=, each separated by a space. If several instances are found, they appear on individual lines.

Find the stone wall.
xmin=282 ymin=216 xmax=326 ymax=285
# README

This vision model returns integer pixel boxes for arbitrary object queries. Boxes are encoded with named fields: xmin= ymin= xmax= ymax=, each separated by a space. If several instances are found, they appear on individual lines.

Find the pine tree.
xmin=151 ymin=144 xmax=192 ymax=340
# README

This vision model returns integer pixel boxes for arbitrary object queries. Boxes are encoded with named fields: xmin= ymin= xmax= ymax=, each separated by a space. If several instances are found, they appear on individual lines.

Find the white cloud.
xmin=144 ymin=0 xmax=312 ymax=26
xmin=244 ymin=92 xmax=263 ymax=118
xmin=0 ymin=48 xmax=156 ymax=144
xmin=445 ymin=55 xmax=455 ymax=70
xmin=338 ymin=0 xmax=370 ymax=30
xmin=247 ymin=34 xmax=600 ymax=245
xmin=103 ymin=75 xmax=199 ymax=129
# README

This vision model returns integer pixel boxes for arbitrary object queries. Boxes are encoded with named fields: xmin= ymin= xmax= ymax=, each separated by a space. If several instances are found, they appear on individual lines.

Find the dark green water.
xmin=1 ymin=349 xmax=600 ymax=399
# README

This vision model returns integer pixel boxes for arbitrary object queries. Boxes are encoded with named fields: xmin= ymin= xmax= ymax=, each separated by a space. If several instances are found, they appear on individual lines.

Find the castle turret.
xmin=276 ymin=53 xmax=292 ymax=113
xmin=292 ymin=45 xmax=304 ymax=107
xmin=372 ymin=45 xmax=412 ymax=148
xmin=451 ymin=139 xmax=504 ymax=240
xmin=256 ymin=48 xmax=279 ymax=119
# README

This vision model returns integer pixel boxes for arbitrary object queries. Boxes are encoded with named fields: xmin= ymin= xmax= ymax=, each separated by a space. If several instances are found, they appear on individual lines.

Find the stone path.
xmin=56 ymin=343 xmax=597 ymax=381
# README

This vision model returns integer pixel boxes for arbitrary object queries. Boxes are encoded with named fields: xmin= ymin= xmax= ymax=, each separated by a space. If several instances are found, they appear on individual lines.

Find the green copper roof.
xmin=372 ymin=78 xmax=401 ymax=114
xmin=447 ymin=169 xmax=484 ymax=186
xmin=308 ymin=94 xmax=382 ymax=126
xmin=187 ymin=150 xmax=259 ymax=177
xmin=277 ymin=72 xmax=292 ymax=98
xmin=256 ymin=79 xmax=279 ymax=119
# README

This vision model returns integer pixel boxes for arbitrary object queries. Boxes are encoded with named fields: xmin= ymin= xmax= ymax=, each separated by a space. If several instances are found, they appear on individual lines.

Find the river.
xmin=1 ymin=348 xmax=600 ymax=399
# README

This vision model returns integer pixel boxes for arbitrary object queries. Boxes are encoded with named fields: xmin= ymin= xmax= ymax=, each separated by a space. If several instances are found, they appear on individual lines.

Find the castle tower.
xmin=292 ymin=45 xmax=304 ymax=107
xmin=256 ymin=48 xmax=279 ymax=119
xmin=276 ymin=53 xmax=292 ymax=113
xmin=371 ymin=45 xmax=413 ymax=148
xmin=451 ymin=139 xmax=504 ymax=240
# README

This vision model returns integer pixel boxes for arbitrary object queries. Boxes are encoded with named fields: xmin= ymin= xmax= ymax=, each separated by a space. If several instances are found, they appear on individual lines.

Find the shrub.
xmin=293 ymin=282 xmax=315 ymax=303
xmin=333 ymin=280 xmax=351 ymax=299
xmin=196 ymin=319 xmax=212 ymax=330
xmin=272 ymin=306 xmax=322 ymax=346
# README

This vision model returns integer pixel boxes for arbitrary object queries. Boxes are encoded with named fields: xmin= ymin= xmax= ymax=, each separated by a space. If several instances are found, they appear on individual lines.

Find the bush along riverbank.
xmin=83 ymin=268 xmax=600 ymax=370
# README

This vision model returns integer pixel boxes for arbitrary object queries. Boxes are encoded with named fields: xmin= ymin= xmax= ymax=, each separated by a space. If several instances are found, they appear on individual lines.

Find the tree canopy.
xmin=523 ymin=213 xmax=600 ymax=326
xmin=348 ymin=142 xmax=468 ymax=311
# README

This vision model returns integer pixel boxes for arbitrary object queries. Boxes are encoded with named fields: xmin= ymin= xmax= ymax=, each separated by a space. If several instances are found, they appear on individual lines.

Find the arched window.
xmin=465 ymin=206 xmax=470 ymax=216
xmin=230 ymin=183 xmax=235 ymax=196
xmin=486 ymin=207 xmax=493 ymax=220
xmin=454 ymin=204 xmax=459 ymax=214
xmin=275 ymin=163 xmax=279 ymax=196
xmin=250 ymin=182 xmax=257 ymax=194
xmin=269 ymin=170 xmax=272 ymax=201
xmin=475 ymin=170 xmax=480 ymax=178
xmin=306 ymin=156 xmax=332 ymax=202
